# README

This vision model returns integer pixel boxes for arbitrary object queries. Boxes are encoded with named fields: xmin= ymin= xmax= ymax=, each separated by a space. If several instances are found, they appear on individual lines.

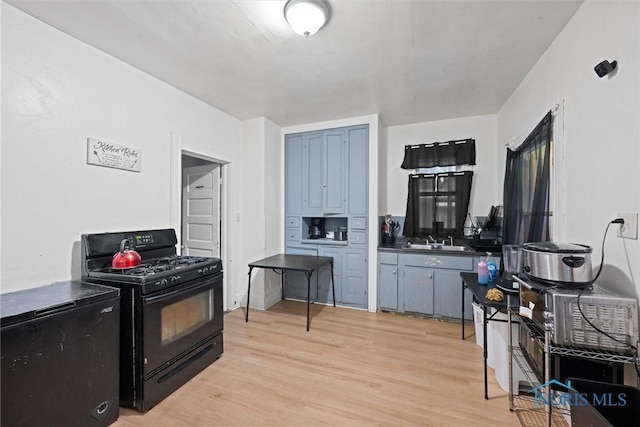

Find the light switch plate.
xmin=617 ymin=213 xmax=638 ymax=239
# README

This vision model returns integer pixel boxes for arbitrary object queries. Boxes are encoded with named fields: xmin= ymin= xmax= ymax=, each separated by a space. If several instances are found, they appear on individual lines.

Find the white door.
xmin=182 ymin=164 xmax=221 ymax=257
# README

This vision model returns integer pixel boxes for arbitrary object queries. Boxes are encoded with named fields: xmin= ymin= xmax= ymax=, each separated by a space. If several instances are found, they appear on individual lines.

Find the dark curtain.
xmin=401 ymin=139 xmax=476 ymax=169
xmin=404 ymin=171 xmax=473 ymax=238
xmin=502 ymin=111 xmax=553 ymax=246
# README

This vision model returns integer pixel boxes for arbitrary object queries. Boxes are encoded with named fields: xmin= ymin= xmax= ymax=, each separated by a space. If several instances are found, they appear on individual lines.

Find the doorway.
xmin=181 ymin=155 xmax=221 ymax=258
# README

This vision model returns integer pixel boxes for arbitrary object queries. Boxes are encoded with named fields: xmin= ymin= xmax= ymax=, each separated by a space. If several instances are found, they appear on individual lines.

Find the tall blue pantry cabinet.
xmin=284 ymin=125 xmax=369 ymax=309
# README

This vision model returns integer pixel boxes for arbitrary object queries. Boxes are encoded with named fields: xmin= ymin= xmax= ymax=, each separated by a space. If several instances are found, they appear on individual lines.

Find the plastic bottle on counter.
xmin=486 ymin=252 xmax=497 ymax=284
xmin=477 ymin=256 xmax=489 ymax=285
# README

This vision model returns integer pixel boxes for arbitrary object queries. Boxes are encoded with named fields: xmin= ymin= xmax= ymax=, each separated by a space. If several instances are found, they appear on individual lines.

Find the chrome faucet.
xmin=440 ymin=236 xmax=454 ymax=245
xmin=427 ymin=235 xmax=436 ymax=243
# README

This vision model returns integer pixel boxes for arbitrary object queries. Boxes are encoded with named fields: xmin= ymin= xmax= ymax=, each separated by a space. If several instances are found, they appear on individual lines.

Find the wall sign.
xmin=87 ymin=137 xmax=141 ymax=172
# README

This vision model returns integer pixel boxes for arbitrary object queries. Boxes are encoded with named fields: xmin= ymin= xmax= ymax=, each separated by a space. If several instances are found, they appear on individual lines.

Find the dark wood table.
xmin=460 ymin=272 xmax=518 ymax=400
xmin=245 ymin=254 xmax=335 ymax=331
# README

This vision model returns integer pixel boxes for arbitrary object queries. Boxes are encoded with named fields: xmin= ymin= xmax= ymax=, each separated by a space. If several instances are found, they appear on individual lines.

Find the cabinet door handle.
xmin=392 ymin=270 xmax=396 ymax=275
xmin=428 ymin=274 xmax=433 ymax=279
xmin=322 ymin=184 xmax=327 ymax=188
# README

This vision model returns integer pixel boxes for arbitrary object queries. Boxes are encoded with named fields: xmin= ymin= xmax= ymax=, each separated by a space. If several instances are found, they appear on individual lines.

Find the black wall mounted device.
xmin=594 ymin=59 xmax=617 ymax=78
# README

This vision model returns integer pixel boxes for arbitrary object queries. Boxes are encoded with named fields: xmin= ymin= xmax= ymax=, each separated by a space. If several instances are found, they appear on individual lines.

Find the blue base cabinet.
xmin=378 ymin=252 xmax=499 ymax=321
xmin=377 ymin=252 xmax=398 ymax=310
xmin=341 ymin=248 xmax=367 ymax=307
xmin=403 ymin=266 xmax=434 ymax=315
xmin=317 ymin=246 xmax=342 ymax=305
xmin=434 ymin=269 xmax=472 ymax=320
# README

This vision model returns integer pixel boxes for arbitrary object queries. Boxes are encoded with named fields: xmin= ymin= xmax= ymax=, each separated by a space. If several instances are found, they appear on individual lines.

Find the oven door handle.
xmin=143 ymin=276 xmax=218 ymax=305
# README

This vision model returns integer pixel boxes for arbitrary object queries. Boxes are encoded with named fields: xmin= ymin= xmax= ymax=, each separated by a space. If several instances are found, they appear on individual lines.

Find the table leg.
xmin=461 ymin=280 xmax=465 ymax=340
xmin=507 ymin=294 xmax=514 ymax=410
xmin=281 ymin=269 xmax=285 ymax=300
xmin=305 ymin=270 xmax=313 ymax=331
xmin=330 ymin=260 xmax=336 ymax=307
xmin=245 ymin=266 xmax=254 ymax=322
xmin=483 ymin=305 xmax=488 ymax=400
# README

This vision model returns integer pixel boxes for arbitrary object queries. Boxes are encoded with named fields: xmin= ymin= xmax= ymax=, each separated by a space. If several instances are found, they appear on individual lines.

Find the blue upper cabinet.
xmin=302 ymin=132 xmax=324 ymax=214
xmin=347 ymin=126 xmax=368 ymax=215
xmin=302 ymin=130 xmax=346 ymax=215
xmin=285 ymin=134 xmax=304 ymax=215
xmin=324 ymin=129 xmax=346 ymax=214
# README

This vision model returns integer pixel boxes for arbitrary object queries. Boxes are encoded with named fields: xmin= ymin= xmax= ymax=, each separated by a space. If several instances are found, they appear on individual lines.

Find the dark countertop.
xmin=0 ymin=281 xmax=119 ymax=327
xmin=378 ymin=242 xmax=500 ymax=257
xmin=460 ymin=272 xmax=518 ymax=309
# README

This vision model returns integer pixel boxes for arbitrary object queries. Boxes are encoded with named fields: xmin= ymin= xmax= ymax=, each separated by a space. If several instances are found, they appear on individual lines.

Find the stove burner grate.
xmin=105 ymin=256 xmax=209 ymax=276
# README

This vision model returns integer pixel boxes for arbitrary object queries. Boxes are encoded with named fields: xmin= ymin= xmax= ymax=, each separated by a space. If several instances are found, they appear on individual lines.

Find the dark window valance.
xmin=401 ymin=138 xmax=476 ymax=169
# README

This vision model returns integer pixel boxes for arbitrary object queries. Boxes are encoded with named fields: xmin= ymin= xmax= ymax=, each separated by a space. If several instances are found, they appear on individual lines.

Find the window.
xmin=403 ymin=171 xmax=474 ymax=239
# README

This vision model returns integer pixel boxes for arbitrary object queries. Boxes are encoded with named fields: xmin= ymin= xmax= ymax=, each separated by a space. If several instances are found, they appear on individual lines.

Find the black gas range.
xmin=81 ymin=229 xmax=223 ymax=412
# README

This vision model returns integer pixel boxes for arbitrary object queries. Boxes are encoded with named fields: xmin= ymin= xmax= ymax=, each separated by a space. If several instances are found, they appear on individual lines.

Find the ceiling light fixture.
xmin=284 ymin=0 xmax=330 ymax=37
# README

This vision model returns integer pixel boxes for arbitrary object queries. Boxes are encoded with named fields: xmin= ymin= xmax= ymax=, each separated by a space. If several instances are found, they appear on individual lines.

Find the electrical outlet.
xmin=617 ymin=213 xmax=638 ymax=239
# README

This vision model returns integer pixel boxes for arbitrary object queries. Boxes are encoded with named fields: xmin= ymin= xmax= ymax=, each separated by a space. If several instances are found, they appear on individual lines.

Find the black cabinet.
xmin=1 ymin=281 xmax=120 ymax=427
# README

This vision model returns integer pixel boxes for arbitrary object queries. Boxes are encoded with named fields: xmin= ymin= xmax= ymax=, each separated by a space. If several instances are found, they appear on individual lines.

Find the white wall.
xmin=239 ymin=117 xmax=283 ymax=310
xmin=497 ymin=0 xmax=639 ymax=298
xmin=0 ymin=4 xmax=243 ymax=293
xmin=381 ymin=114 xmax=499 ymax=221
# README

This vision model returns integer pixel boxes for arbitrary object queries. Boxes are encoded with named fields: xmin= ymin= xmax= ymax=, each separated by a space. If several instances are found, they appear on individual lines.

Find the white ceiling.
xmin=6 ymin=0 xmax=583 ymax=127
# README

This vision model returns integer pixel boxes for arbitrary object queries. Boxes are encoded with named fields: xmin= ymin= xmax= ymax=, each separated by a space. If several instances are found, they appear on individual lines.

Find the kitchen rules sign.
xmin=87 ymin=137 xmax=142 ymax=172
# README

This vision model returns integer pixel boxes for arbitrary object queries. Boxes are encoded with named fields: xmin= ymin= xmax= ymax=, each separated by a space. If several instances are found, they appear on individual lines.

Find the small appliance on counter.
xmin=515 ymin=275 xmax=638 ymax=353
xmin=308 ymin=218 xmax=325 ymax=239
xmin=333 ymin=226 xmax=348 ymax=241
xmin=501 ymin=244 xmax=522 ymax=280
xmin=521 ymin=241 xmax=593 ymax=286
xmin=464 ymin=206 xmax=503 ymax=252
xmin=502 ymin=245 xmax=522 ymax=272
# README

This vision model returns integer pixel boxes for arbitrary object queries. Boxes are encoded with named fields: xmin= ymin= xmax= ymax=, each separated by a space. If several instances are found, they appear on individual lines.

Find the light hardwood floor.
xmin=113 ymin=300 xmax=520 ymax=426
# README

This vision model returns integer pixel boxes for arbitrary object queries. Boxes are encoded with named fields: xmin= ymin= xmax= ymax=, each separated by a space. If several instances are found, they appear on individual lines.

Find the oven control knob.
xmin=201 ymin=267 xmax=209 ymax=274
xmin=170 ymin=276 xmax=179 ymax=285
xmin=160 ymin=279 xmax=168 ymax=287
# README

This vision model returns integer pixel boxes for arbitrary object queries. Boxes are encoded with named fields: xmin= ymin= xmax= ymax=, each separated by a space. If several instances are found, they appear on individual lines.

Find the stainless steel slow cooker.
xmin=521 ymin=242 xmax=593 ymax=286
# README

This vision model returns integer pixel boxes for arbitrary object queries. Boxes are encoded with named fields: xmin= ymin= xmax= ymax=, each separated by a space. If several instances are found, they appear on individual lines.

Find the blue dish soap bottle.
xmin=486 ymin=252 xmax=497 ymax=284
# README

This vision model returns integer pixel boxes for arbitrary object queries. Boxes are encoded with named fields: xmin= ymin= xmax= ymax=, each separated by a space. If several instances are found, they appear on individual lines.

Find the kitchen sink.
xmin=402 ymin=242 xmax=473 ymax=252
